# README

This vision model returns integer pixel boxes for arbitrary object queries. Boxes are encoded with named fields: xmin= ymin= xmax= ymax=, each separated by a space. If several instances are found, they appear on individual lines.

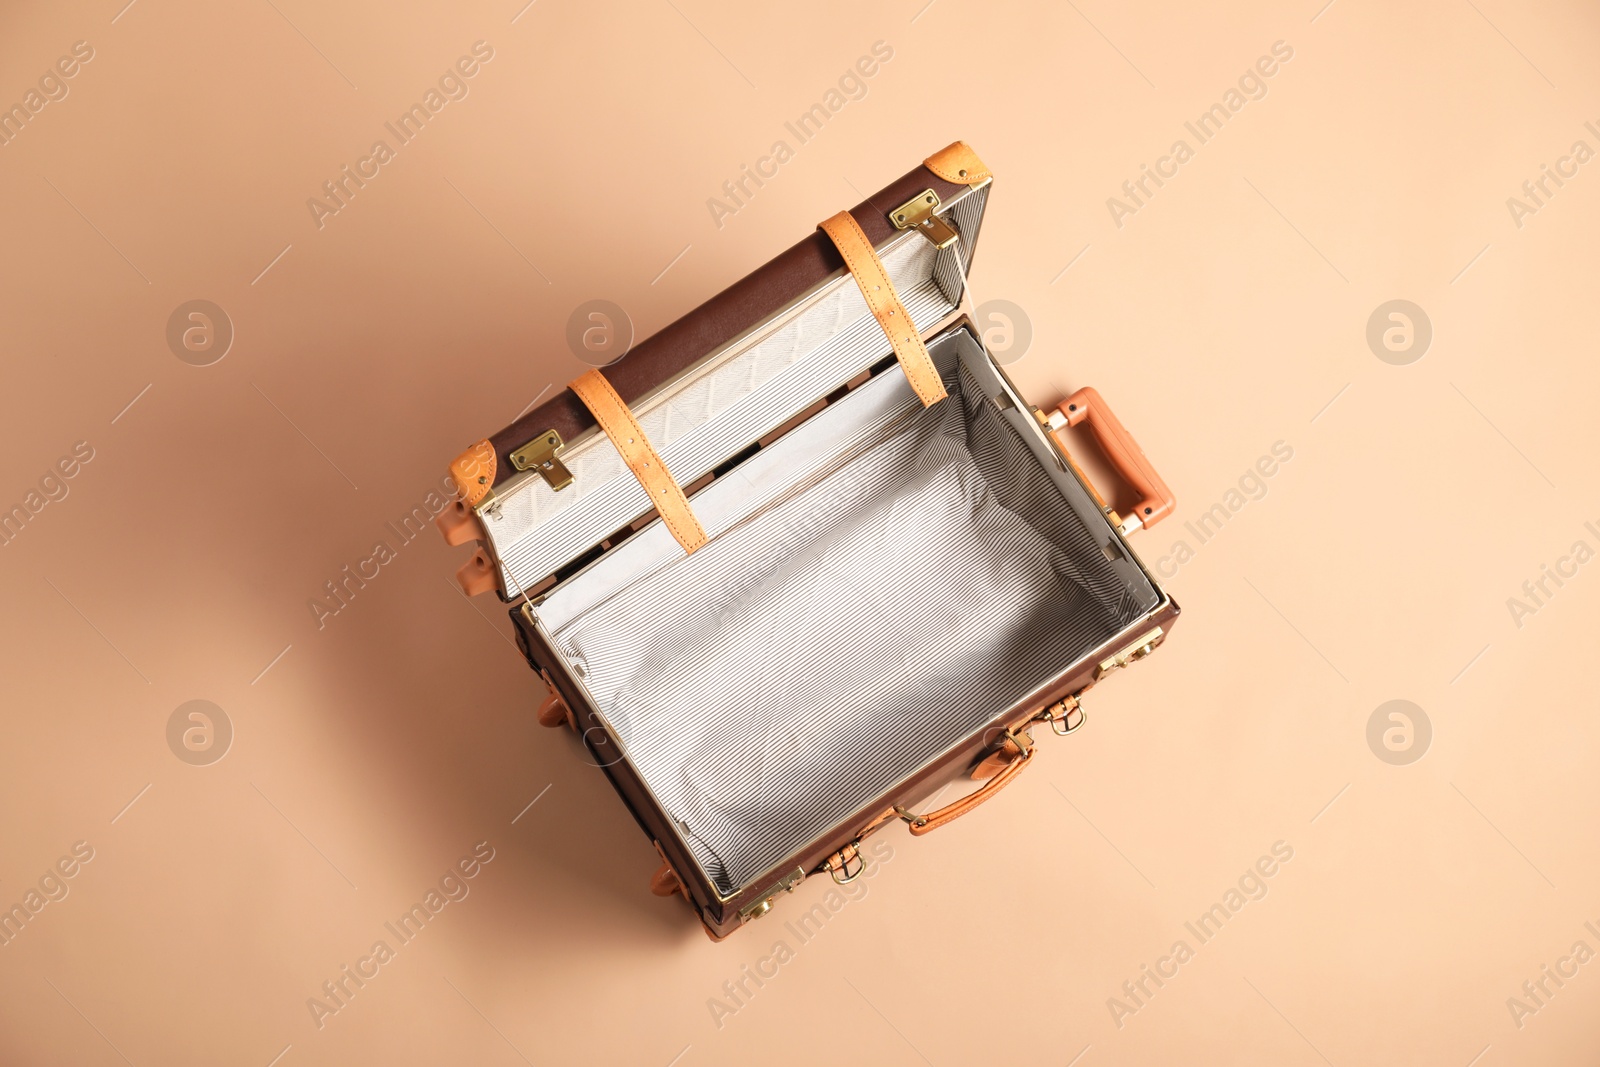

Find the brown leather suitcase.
xmin=438 ymin=142 xmax=1179 ymax=939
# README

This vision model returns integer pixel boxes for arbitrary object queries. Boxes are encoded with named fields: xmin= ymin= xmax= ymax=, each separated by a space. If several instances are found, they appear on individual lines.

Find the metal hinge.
xmin=891 ymin=189 xmax=959 ymax=249
xmin=738 ymin=866 xmax=806 ymax=921
xmin=509 ymin=429 xmax=573 ymax=491
xmin=1097 ymin=627 xmax=1164 ymax=679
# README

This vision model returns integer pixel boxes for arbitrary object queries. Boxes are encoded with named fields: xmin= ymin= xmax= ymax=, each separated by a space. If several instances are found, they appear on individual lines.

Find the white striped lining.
xmin=544 ymin=331 xmax=1152 ymax=894
xmin=483 ymin=188 xmax=988 ymax=597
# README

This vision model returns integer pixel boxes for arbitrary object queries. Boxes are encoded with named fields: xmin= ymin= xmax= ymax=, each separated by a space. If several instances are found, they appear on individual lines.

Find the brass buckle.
xmin=1039 ymin=696 xmax=1087 ymax=737
xmin=826 ymin=844 xmax=865 ymax=884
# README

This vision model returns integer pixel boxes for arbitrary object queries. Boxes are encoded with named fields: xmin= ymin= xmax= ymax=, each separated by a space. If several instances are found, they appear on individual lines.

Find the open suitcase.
xmin=438 ymin=142 xmax=1179 ymax=939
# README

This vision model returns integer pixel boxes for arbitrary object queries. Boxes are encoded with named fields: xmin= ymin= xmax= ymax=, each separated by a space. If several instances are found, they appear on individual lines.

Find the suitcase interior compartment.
xmin=480 ymin=185 xmax=989 ymax=598
xmin=532 ymin=327 xmax=1162 ymax=896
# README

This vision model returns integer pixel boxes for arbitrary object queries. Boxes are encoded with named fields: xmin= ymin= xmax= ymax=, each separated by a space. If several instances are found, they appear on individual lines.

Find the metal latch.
xmin=891 ymin=189 xmax=958 ymax=249
xmin=738 ymin=866 xmax=806 ymax=921
xmin=509 ymin=429 xmax=573 ymax=491
xmin=1097 ymin=627 xmax=1164 ymax=679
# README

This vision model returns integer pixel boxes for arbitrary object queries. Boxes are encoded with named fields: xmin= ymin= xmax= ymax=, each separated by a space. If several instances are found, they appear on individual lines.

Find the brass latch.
xmin=1097 ymin=627 xmax=1164 ymax=679
xmin=509 ymin=429 xmax=573 ymax=491
xmin=891 ymin=189 xmax=959 ymax=249
xmin=739 ymin=866 xmax=806 ymax=921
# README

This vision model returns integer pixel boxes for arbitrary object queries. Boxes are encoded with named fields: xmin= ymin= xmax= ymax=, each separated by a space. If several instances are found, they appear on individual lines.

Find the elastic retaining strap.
xmin=568 ymin=368 xmax=707 ymax=555
xmin=818 ymin=210 xmax=947 ymax=408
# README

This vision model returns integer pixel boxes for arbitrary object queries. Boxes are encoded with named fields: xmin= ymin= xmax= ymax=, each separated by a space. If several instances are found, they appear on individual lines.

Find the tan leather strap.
xmin=924 ymin=140 xmax=991 ymax=185
xmin=568 ymin=368 xmax=707 ymax=554
xmin=818 ymin=210 xmax=947 ymax=407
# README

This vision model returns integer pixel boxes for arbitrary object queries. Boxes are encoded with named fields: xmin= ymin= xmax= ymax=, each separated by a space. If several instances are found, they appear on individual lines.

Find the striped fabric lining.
xmin=550 ymin=353 xmax=1143 ymax=894
xmin=483 ymin=188 xmax=988 ymax=597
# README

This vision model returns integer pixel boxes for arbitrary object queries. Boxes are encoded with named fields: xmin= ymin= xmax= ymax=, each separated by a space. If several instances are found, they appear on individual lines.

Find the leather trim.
xmin=568 ymin=368 xmax=707 ymax=554
xmin=485 ymin=159 xmax=973 ymax=488
xmin=449 ymin=440 xmax=496 ymax=507
xmin=923 ymin=140 xmax=991 ymax=185
xmin=818 ymin=210 xmax=947 ymax=407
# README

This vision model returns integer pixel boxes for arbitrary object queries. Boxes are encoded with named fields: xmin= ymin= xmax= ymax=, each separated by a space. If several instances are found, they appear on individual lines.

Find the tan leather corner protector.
xmin=536 ymin=692 xmax=568 ymax=729
xmin=449 ymin=440 xmax=496 ymax=507
xmin=455 ymin=548 xmax=498 ymax=596
xmin=568 ymin=369 xmax=707 ymax=555
xmin=818 ymin=210 xmax=947 ymax=407
xmin=923 ymin=141 xmax=991 ymax=185
xmin=435 ymin=498 xmax=485 ymax=547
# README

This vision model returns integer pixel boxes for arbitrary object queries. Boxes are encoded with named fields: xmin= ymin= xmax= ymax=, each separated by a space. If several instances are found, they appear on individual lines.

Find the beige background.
xmin=2 ymin=0 xmax=1597 ymax=1064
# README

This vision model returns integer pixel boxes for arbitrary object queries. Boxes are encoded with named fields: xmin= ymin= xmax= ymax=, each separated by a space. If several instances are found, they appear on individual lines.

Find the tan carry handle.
xmin=896 ymin=725 xmax=1036 ymax=836
xmin=1044 ymin=387 xmax=1175 ymax=535
xmin=568 ymin=368 xmax=707 ymax=555
xmin=823 ymin=699 xmax=1085 ymax=880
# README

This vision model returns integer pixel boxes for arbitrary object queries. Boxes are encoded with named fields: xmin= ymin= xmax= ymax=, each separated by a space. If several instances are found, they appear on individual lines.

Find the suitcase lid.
xmin=453 ymin=142 xmax=993 ymax=600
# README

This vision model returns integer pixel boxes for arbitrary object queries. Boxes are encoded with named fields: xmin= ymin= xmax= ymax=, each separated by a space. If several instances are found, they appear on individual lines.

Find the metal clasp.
xmin=1038 ymin=696 xmax=1087 ymax=737
xmin=1096 ymin=627 xmax=1164 ymax=679
xmin=509 ymin=429 xmax=573 ymax=491
xmin=891 ymin=189 xmax=959 ymax=249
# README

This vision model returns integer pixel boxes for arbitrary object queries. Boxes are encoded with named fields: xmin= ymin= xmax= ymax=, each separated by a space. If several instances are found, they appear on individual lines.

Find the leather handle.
xmin=1051 ymin=387 xmax=1174 ymax=533
xmin=903 ymin=737 xmax=1033 ymax=836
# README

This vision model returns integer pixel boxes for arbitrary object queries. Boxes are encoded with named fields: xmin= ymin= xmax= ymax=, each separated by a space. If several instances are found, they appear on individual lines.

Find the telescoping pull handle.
xmin=1044 ymin=387 xmax=1174 ymax=535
